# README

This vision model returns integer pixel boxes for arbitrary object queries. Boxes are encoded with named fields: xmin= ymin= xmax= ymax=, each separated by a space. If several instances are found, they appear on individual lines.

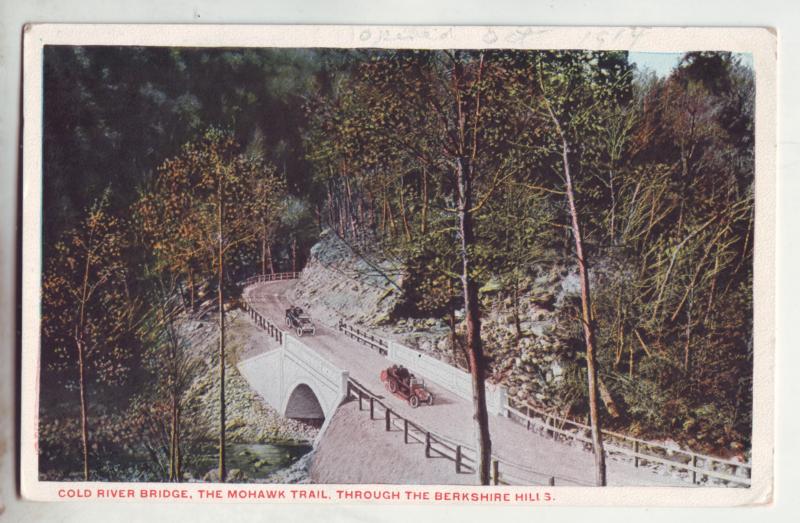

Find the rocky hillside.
xmin=290 ymin=229 xmax=582 ymax=414
xmin=288 ymin=229 xmax=403 ymax=328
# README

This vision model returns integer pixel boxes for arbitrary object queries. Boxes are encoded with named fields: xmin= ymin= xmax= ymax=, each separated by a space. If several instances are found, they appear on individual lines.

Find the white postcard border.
xmin=20 ymin=23 xmax=777 ymax=507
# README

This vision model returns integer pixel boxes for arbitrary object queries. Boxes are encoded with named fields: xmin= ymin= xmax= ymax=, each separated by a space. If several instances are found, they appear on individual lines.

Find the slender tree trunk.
xmin=380 ymin=189 xmax=388 ymax=235
xmin=386 ymin=195 xmax=397 ymax=237
xmin=170 ymin=394 xmax=178 ymax=481
xmin=399 ymin=178 xmax=412 ymax=241
xmin=705 ymin=251 xmax=719 ymax=324
xmin=609 ymin=169 xmax=616 ymax=244
xmin=188 ymin=267 xmax=195 ymax=315
xmin=456 ymin=158 xmax=492 ymax=485
xmin=357 ymin=186 xmax=366 ymax=239
xmin=217 ymin=186 xmax=227 ymax=483
xmin=614 ymin=292 xmax=623 ymax=370
xmin=292 ymin=237 xmax=297 ymax=274
xmin=338 ymin=197 xmax=346 ymax=238
xmin=421 ymin=166 xmax=429 ymax=235
xmin=260 ymin=225 xmax=267 ymax=276
xmin=345 ymin=174 xmax=358 ymax=239
xmin=166 ymin=313 xmax=181 ymax=482
xmin=366 ymin=189 xmax=377 ymax=232
xmin=76 ymin=338 xmax=90 ymax=481
xmin=327 ymin=185 xmax=335 ymax=229
xmin=448 ymin=304 xmax=461 ymax=369
xmin=559 ymin=137 xmax=607 ymax=486
xmin=175 ymin=405 xmax=182 ymax=479
xmin=266 ymin=244 xmax=275 ymax=276
xmin=629 ymin=344 xmax=635 ymax=378
xmin=512 ymin=277 xmax=522 ymax=343
xmin=684 ymin=288 xmax=693 ymax=373
xmin=76 ymin=249 xmax=92 ymax=481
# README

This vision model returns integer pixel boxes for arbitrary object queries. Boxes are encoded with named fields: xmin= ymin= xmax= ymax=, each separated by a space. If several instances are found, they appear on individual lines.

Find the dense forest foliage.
xmin=39 ymin=46 xmax=754 ymax=484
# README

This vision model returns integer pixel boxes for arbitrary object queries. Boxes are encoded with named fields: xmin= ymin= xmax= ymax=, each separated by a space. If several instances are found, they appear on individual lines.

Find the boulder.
xmin=203 ymin=469 xmax=220 ymax=482
xmin=227 ymin=468 xmax=247 ymax=482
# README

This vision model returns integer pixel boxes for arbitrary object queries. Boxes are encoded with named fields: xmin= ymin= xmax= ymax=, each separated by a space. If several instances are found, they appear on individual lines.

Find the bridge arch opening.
xmin=284 ymin=383 xmax=325 ymax=428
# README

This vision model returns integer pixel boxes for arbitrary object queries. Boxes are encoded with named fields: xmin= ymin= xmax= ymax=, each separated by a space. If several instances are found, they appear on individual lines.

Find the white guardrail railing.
xmin=240 ymin=274 xmax=751 ymax=487
xmin=337 ymin=320 xmax=751 ymax=487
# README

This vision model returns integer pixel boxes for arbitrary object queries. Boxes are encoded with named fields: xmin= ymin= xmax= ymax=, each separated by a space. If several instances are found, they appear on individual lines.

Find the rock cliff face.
xmin=288 ymin=230 xmax=402 ymax=328
xmin=290 ymin=230 xmax=582 ymax=413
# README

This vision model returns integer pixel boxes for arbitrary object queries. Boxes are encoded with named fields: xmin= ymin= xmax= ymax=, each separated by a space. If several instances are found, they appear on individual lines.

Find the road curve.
xmin=243 ymin=280 xmax=684 ymax=486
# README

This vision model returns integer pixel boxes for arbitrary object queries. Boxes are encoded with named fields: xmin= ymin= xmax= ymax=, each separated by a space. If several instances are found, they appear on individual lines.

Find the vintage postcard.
xmin=20 ymin=24 xmax=776 ymax=506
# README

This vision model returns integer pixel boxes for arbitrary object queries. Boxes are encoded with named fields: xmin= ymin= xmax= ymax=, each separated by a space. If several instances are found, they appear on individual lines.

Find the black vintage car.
xmin=285 ymin=306 xmax=316 ymax=336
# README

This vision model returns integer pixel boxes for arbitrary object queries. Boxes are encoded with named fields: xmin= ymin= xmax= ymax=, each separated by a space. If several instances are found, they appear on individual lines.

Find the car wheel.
xmin=409 ymin=395 xmax=419 ymax=408
xmin=297 ymin=327 xmax=303 ymax=337
xmin=389 ymin=380 xmax=398 ymax=393
xmin=426 ymin=394 xmax=434 ymax=406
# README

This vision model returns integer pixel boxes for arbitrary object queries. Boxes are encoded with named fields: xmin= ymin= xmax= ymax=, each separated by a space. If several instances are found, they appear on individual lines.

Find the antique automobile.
xmin=285 ymin=306 xmax=316 ymax=336
xmin=380 ymin=365 xmax=434 ymax=407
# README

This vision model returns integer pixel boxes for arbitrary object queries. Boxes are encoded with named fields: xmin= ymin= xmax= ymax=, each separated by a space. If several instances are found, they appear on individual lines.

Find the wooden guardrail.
xmin=345 ymin=378 xmax=563 ymax=486
xmin=238 ymin=271 xmax=300 ymax=288
xmin=238 ymin=271 xmax=301 ymax=343
xmin=241 ymin=299 xmax=284 ymax=345
xmin=505 ymin=399 xmax=751 ymax=487
xmin=338 ymin=321 xmax=389 ymax=355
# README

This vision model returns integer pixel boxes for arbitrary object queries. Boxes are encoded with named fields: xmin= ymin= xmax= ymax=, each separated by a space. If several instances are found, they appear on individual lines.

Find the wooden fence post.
xmin=548 ymin=477 xmax=555 ymax=486
xmin=425 ymin=432 xmax=431 ymax=458
xmin=358 ymin=393 xmax=363 ymax=411
xmin=692 ymin=455 xmax=698 ymax=484
xmin=634 ymin=441 xmax=640 ymax=468
xmin=455 ymin=445 xmax=462 ymax=473
xmin=492 ymin=460 xmax=499 ymax=485
xmin=404 ymin=419 xmax=409 ymax=444
xmin=370 ymin=398 xmax=375 ymax=420
xmin=385 ymin=408 xmax=391 ymax=431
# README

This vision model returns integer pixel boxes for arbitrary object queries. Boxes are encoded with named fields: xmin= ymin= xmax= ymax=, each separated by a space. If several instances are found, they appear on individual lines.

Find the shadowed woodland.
xmin=39 ymin=47 xmax=754 ymax=484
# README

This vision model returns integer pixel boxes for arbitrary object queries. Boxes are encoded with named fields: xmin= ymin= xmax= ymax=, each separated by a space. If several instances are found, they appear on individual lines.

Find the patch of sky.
xmin=628 ymin=51 xmax=753 ymax=77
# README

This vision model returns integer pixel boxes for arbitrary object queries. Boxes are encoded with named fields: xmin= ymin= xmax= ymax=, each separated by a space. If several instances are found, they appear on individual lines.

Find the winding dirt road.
xmin=242 ymin=280 xmax=685 ymax=486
